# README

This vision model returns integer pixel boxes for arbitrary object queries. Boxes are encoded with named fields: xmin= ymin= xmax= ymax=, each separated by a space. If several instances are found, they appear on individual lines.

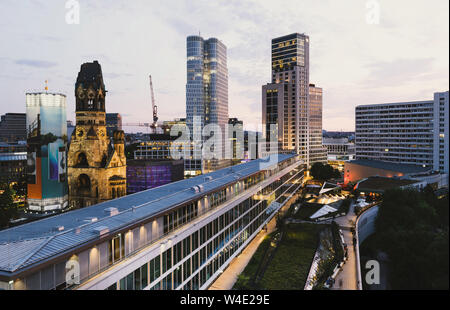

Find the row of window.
xmin=113 ymin=166 xmax=303 ymax=290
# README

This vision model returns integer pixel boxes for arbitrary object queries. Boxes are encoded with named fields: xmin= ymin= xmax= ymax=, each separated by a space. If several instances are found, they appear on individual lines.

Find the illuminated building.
xmin=228 ymin=118 xmax=244 ymax=165
xmin=67 ymin=61 xmax=127 ymax=208
xmin=0 ymin=142 xmax=27 ymax=185
xmin=25 ymin=92 xmax=68 ymax=213
xmin=308 ymin=84 xmax=327 ymax=164
xmin=185 ymin=35 xmax=230 ymax=177
xmin=0 ymin=154 xmax=303 ymax=290
xmin=126 ymin=159 xmax=184 ymax=194
xmin=323 ymin=137 xmax=356 ymax=171
xmin=355 ymin=91 xmax=449 ymax=175
xmin=262 ymin=33 xmax=326 ymax=166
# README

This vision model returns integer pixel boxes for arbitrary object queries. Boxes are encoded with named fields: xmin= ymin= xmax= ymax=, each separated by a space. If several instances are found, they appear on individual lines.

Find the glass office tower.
xmin=262 ymin=33 xmax=326 ymax=166
xmin=185 ymin=36 xmax=229 ymax=176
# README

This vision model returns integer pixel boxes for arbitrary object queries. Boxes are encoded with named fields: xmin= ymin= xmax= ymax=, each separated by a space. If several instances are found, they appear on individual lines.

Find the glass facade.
xmin=186 ymin=36 xmax=229 ymax=175
xmin=263 ymin=33 xmax=320 ymax=165
xmin=115 ymin=165 xmax=303 ymax=290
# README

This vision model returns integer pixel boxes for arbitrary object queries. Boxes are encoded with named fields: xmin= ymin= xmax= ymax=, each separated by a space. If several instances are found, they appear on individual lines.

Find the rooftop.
xmin=347 ymin=159 xmax=431 ymax=174
xmin=0 ymin=154 xmax=295 ymax=274
xmin=356 ymin=176 xmax=419 ymax=192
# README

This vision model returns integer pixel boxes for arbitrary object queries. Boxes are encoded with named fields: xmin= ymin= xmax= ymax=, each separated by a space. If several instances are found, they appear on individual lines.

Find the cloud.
xmin=15 ymin=59 xmax=58 ymax=68
xmin=103 ymin=72 xmax=133 ymax=79
xmin=363 ymin=58 xmax=435 ymax=88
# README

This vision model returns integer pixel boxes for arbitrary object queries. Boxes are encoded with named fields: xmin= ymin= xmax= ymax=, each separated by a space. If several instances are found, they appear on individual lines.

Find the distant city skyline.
xmin=0 ymin=0 xmax=448 ymax=131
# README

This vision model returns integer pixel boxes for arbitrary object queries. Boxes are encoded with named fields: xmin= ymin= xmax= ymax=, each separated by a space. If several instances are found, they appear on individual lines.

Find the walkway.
xmin=331 ymin=202 xmax=359 ymax=290
xmin=208 ymin=200 xmax=294 ymax=290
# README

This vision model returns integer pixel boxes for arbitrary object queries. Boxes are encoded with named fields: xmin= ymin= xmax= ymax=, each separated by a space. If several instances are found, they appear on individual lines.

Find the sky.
xmin=0 ymin=0 xmax=448 ymax=132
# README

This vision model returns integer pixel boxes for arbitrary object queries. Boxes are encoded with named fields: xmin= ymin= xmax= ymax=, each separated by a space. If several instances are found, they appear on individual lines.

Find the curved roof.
xmin=0 ymin=154 xmax=296 ymax=274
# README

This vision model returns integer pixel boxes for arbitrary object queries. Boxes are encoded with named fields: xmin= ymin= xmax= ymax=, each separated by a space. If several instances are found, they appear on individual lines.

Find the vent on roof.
xmin=54 ymin=225 xmax=64 ymax=232
xmin=204 ymin=176 xmax=213 ymax=181
xmin=94 ymin=226 xmax=109 ymax=236
xmin=191 ymin=185 xmax=205 ymax=193
xmin=84 ymin=217 xmax=98 ymax=223
xmin=104 ymin=207 xmax=119 ymax=216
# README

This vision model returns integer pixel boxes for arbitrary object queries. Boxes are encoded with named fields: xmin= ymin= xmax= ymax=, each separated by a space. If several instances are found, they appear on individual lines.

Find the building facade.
xmin=262 ymin=33 xmax=326 ymax=167
xmin=26 ymin=93 xmax=68 ymax=213
xmin=323 ymin=137 xmax=356 ymax=171
xmin=185 ymin=36 xmax=230 ymax=176
xmin=228 ymin=118 xmax=244 ymax=165
xmin=126 ymin=159 xmax=184 ymax=194
xmin=308 ymin=84 xmax=327 ymax=164
xmin=0 ymin=154 xmax=303 ymax=290
xmin=67 ymin=61 xmax=126 ymax=208
xmin=0 ymin=113 xmax=26 ymax=142
xmin=355 ymin=91 xmax=449 ymax=175
xmin=0 ymin=142 xmax=27 ymax=185
xmin=106 ymin=113 xmax=123 ymax=138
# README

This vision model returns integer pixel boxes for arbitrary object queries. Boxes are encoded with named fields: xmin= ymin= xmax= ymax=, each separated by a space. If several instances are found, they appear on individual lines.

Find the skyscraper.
xmin=263 ymin=33 xmax=325 ymax=166
xmin=185 ymin=35 xmax=229 ymax=176
xmin=26 ymin=92 xmax=68 ymax=213
xmin=308 ymin=84 xmax=328 ymax=164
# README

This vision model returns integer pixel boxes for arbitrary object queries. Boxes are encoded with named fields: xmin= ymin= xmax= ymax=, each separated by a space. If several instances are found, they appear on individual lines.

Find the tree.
xmin=373 ymin=188 xmax=449 ymax=289
xmin=310 ymin=162 xmax=342 ymax=181
xmin=0 ymin=185 xmax=18 ymax=229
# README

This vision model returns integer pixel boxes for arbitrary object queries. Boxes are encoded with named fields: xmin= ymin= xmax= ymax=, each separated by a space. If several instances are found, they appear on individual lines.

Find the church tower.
xmin=67 ymin=61 xmax=126 ymax=208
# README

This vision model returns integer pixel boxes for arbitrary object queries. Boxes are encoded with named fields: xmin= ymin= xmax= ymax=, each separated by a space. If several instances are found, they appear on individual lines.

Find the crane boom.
xmin=149 ymin=75 xmax=158 ymax=127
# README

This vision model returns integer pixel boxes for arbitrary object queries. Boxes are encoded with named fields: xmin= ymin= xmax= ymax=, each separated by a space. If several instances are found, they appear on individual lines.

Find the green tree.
xmin=310 ymin=163 xmax=339 ymax=181
xmin=0 ymin=185 xmax=18 ymax=229
xmin=373 ymin=188 xmax=448 ymax=289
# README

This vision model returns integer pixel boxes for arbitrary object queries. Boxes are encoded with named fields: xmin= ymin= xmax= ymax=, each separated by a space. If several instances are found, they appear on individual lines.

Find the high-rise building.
xmin=228 ymin=118 xmax=244 ymax=164
xmin=185 ymin=35 xmax=229 ymax=176
xmin=355 ymin=91 xmax=449 ymax=175
xmin=67 ymin=61 xmax=127 ymax=208
xmin=26 ymin=93 xmax=68 ymax=213
xmin=0 ymin=113 xmax=26 ymax=142
xmin=262 ymin=33 xmax=325 ymax=166
xmin=308 ymin=84 xmax=327 ymax=164
xmin=106 ymin=113 xmax=122 ymax=137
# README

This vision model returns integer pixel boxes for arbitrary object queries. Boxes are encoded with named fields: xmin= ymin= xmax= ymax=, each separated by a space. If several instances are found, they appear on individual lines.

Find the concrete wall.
xmin=355 ymin=205 xmax=379 ymax=289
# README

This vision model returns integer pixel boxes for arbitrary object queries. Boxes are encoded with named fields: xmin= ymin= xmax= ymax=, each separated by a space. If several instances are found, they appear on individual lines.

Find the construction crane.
xmin=122 ymin=75 xmax=159 ymax=134
xmin=149 ymin=75 xmax=158 ymax=129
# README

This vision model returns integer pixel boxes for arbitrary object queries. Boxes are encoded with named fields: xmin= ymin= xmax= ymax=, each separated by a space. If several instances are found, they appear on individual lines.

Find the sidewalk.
xmin=331 ymin=202 xmax=358 ymax=290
